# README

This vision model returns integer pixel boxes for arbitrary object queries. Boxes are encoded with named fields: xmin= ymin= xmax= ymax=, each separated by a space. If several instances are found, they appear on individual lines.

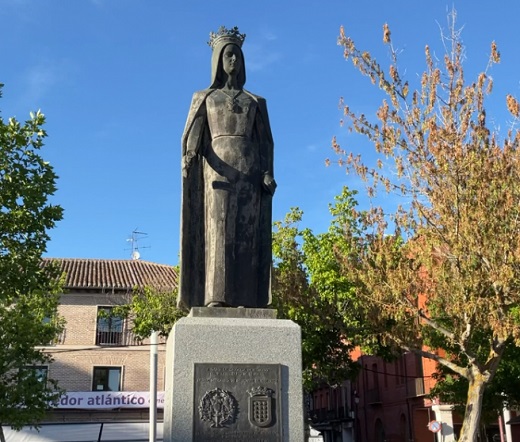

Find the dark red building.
xmin=352 ymin=351 xmax=440 ymax=442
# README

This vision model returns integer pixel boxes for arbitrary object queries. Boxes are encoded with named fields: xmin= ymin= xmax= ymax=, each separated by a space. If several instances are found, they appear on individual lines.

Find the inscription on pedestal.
xmin=193 ymin=363 xmax=282 ymax=441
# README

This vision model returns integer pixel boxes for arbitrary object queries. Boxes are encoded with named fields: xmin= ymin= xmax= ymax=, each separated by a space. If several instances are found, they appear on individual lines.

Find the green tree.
xmin=119 ymin=204 xmax=362 ymax=391
xmin=111 ymin=282 xmax=185 ymax=342
xmin=0 ymin=84 xmax=64 ymax=441
xmin=332 ymin=11 xmax=520 ymax=441
xmin=272 ymin=189 xmax=364 ymax=389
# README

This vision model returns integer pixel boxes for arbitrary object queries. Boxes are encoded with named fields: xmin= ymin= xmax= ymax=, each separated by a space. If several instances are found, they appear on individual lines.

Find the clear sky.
xmin=1 ymin=1 xmax=518 ymax=265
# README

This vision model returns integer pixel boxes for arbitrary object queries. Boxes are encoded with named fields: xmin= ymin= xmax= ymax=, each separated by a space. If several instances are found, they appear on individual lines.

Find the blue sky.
xmin=1 ymin=1 xmax=519 ymax=265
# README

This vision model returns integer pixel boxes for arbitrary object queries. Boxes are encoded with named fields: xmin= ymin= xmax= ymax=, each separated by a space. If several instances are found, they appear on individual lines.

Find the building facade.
xmin=308 ymin=348 xmax=520 ymax=442
xmin=40 ymin=258 xmax=177 ymax=426
xmin=308 ymin=381 xmax=355 ymax=442
xmin=351 ymin=351 xmax=439 ymax=442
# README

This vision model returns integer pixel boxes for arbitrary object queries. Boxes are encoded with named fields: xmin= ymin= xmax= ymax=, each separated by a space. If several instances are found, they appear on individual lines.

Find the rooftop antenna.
xmin=126 ymin=228 xmax=150 ymax=260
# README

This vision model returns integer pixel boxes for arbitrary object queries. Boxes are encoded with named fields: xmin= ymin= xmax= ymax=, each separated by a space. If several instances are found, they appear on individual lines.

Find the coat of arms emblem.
xmin=198 ymin=388 xmax=238 ymax=428
xmin=247 ymin=386 xmax=274 ymax=427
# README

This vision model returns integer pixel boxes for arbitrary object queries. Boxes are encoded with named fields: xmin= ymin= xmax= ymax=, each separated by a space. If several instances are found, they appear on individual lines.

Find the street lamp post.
xmin=149 ymin=331 xmax=158 ymax=442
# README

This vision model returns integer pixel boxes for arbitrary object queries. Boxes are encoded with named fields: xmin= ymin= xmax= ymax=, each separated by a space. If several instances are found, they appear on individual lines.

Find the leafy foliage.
xmin=332 ymin=11 xmax=520 ymax=441
xmin=0 ymin=84 xmax=64 ymax=438
xmin=430 ymin=340 xmax=520 ymax=423
xmin=120 ymin=197 xmax=364 ymax=391
xmin=272 ymin=188 xmax=364 ymax=390
xmin=111 ymin=282 xmax=185 ymax=341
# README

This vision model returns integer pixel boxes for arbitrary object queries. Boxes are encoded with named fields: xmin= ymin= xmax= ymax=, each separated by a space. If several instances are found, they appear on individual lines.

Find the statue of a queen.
xmin=178 ymin=26 xmax=276 ymax=310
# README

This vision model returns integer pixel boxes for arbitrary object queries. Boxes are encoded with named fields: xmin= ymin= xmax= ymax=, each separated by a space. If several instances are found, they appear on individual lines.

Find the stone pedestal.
xmin=163 ymin=308 xmax=304 ymax=441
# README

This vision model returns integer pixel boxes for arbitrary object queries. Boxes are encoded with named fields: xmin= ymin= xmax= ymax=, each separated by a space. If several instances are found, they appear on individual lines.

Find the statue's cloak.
xmin=178 ymin=88 xmax=274 ymax=310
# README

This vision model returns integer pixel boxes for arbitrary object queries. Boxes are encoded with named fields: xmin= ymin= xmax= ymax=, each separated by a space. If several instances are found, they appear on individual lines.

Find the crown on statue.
xmin=208 ymin=26 xmax=246 ymax=50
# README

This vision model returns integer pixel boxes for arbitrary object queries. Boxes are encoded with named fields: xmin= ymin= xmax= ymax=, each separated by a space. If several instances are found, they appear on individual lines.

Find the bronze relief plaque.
xmin=193 ymin=363 xmax=282 ymax=441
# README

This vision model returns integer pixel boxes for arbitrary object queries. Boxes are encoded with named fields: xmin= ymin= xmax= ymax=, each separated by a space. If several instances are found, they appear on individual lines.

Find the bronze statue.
xmin=178 ymin=27 xmax=276 ymax=310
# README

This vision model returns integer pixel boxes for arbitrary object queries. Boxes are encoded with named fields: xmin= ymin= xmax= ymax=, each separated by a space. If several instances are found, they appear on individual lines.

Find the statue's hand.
xmin=262 ymin=173 xmax=277 ymax=196
xmin=181 ymin=158 xmax=190 ymax=178
xmin=182 ymin=152 xmax=195 ymax=178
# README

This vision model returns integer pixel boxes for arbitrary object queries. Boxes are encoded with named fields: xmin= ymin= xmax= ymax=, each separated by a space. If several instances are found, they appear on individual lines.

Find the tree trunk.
xmin=458 ymin=369 xmax=488 ymax=442
xmin=0 ymin=425 xmax=6 ymax=442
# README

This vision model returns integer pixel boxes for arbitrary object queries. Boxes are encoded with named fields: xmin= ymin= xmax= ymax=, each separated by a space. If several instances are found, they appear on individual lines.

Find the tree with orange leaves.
xmin=332 ymin=10 xmax=520 ymax=442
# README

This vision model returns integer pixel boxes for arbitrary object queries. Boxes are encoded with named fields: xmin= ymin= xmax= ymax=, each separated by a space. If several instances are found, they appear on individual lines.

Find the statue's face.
xmin=221 ymin=44 xmax=242 ymax=77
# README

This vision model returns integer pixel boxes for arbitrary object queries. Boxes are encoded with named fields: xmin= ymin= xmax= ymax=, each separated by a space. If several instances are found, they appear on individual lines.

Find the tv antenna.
xmin=126 ymin=228 xmax=150 ymax=260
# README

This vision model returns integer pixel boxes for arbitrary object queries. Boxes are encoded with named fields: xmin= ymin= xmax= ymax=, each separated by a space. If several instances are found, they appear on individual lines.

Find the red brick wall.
xmin=354 ymin=352 xmax=437 ymax=442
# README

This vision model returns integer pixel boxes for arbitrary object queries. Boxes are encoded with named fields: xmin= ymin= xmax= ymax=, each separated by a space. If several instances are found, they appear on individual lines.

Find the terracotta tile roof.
xmin=42 ymin=258 xmax=178 ymax=291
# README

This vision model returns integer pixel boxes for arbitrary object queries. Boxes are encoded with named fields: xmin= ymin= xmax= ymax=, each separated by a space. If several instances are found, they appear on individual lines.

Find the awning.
xmin=3 ymin=422 xmax=164 ymax=442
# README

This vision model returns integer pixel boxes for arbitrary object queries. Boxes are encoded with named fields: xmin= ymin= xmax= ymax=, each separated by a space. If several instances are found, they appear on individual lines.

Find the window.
xmin=400 ymin=414 xmax=408 ymax=441
xmin=371 ymin=363 xmax=379 ymax=389
xmin=375 ymin=418 xmax=386 ymax=442
xmin=92 ymin=366 xmax=121 ymax=391
xmin=395 ymin=357 xmax=405 ymax=386
xmin=398 ymin=356 xmax=406 ymax=385
xmin=96 ymin=307 xmax=124 ymax=346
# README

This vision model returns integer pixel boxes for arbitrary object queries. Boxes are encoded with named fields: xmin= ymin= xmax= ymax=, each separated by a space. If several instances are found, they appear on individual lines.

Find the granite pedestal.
xmin=163 ymin=308 xmax=304 ymax=441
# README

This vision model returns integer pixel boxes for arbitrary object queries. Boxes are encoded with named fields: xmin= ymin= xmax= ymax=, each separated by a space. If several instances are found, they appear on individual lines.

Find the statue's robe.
xmin=178 ymin=88 xmax=274 ymax=310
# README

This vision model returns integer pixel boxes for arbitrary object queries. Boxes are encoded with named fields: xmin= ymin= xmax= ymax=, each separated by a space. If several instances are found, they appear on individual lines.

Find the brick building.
xmin=308 ymin=348 xmax=520 ymax=442
xmin=308 ymin=350 xmax=452 ymax=442
xmin=308 ymin=380 xmax=355 ymax=442
xmin=350 ymin=351 xmax=440 ymax=442
xmin=20 ymin=258 xmax=178 ymax=440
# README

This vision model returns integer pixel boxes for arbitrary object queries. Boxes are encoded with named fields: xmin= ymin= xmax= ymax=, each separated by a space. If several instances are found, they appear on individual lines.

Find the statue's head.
xmin=208 ymin=26 xmax=246 ymax=89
